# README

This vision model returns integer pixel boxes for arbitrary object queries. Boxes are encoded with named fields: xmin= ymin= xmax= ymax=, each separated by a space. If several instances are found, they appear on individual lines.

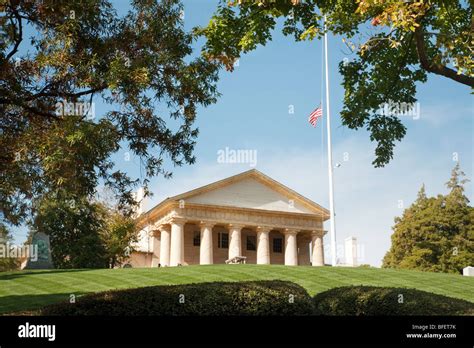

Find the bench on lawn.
xmin=225 ymin=256 xmax=247 ymax=264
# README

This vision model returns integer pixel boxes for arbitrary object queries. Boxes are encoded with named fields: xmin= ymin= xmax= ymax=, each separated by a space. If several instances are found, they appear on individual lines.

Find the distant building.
xmin=131 ymin=169 xmax=329 ymax=267
xmin=344 ymin=237 xmax=358 ymax=267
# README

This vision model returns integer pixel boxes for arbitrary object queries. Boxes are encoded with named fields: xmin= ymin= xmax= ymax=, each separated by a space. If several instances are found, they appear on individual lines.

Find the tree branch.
xmin=24 ymin=84 xmax=108 ymax=102
xmin=414 ymin=26 xmax=474 ymax=87
xmin=5 ymin=8 xmax=23 ymax=61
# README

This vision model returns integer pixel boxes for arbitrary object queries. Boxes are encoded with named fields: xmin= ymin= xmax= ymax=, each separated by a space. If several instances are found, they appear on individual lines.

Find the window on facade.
xmin=273 ymin=238 xmax=283 ymax=253
xmin=246 ymin=236 xmax=256 ymax=251
xmin=218 ymin=232 xmax=229 ymax=249
xmin=193 ymin=231 xmax=200 ymax=246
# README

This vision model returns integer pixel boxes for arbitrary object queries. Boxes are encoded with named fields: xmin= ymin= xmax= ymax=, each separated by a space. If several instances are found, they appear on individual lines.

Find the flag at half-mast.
xmin=308 ymin=104 xmax=323 ymax=127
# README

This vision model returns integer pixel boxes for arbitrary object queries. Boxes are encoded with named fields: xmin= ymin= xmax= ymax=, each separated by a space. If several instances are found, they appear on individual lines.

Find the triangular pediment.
xmin=167 ymin=170 xmax=328 ymax=216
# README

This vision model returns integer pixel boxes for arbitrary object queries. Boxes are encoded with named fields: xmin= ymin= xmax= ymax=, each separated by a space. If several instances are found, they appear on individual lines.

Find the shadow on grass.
xmin=0 ymin=292 xmax=89 ymax=316
xmin=0 ymin=269 xmax=95 ymax=281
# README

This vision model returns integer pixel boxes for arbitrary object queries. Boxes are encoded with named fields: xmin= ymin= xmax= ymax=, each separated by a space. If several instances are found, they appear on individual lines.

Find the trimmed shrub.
xmin=313 ymin=286 xmax=474 ymax=316
xmin=40 ymin=280 xmax=313 ymax=316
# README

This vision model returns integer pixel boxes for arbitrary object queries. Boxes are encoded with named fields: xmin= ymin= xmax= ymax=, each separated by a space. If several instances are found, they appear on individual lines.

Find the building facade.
xmin=130 ymin=169 xmax=329 ymax=267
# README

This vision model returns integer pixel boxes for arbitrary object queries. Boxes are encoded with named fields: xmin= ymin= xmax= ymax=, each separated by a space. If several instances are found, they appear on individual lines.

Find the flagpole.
xmin=323 ymin=15 xmax=337 ymax=266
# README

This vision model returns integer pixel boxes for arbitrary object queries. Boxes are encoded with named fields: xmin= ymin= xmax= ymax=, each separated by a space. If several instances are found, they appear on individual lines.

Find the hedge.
xmin=312 ymin=286 xmax=474 ymax=316
xmin=37 ymin=283 xmax=474 ymax=316
xmin=40 ymin=280 xmax=313 ymax=316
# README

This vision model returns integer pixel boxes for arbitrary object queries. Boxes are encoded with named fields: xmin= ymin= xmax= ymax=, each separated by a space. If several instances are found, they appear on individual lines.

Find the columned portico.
xmin=228 ymin=224 xmax=244 ymax=260
xmin=311 ymin=231 xmax=325 ymax=266
xmin=284 ymin=229 xmax=298 ymax=266
xmin=170 ymin=218 xmax=185 ymax=266
xmin=200 ymin=222 xmax=214 ymax=265
xmin=159 ymin=225 xmax=171 ymax=266
xmin=256 ymin=227 xmax=270 ymax=265
xmin=132 ymin=169 xmax=330 ymax=268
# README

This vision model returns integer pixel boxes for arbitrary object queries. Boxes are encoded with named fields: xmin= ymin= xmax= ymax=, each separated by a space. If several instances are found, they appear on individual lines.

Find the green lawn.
xmin=1 ymin=265 xmax=473 ymax=314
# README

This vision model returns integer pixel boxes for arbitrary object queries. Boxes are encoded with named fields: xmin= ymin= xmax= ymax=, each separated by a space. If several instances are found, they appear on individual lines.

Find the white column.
xmin=169 ymin=218 xmax=185 ymax=266
xmin=228 ymin=224 xmax=244 ymax=260
xmin=200 ymin=222 xmax=214 ymax=265
xmin=284 ymin=229 xmax=298 ymax=266
xmin=159 ymin=225 xmax=171 ymax=267
xmin=311 ymin=232 xmax=324 ymax=266
xmin=256 ymin=227 xmax=271 ymax=265
xmin=151 ymin=230 xmax=161 ymax=267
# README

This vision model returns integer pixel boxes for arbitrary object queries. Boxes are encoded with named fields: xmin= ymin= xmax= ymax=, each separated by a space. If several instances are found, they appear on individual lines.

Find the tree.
xmin=196 ymin=0 xmax=473 ymax=167
xmin=382 ymin=164 xmax=474 ymax=273
xmin=0 ymin=222 xmax=19 ymax=271
xmin=0 ymin=0 xmax=220 ymax=226
xmin=31 ymin=194 xmax=108 ymax=269
xmin=31 ymin=192 xmax=139 ymax=269
xmin=99 ymin=204 xmax=137 ymax=268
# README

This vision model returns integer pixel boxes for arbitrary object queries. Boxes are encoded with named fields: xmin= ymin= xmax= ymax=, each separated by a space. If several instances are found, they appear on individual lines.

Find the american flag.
xmin=308 ymin=105 xmax=323 ymax=127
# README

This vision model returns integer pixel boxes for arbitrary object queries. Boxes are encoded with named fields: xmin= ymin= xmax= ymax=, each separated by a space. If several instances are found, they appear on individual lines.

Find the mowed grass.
xmin=1 ymin=265 xmax=473 ymax=314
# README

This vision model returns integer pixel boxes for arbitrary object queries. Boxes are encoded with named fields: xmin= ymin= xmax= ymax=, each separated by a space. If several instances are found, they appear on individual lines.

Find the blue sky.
xmin=11 ymin=1 xmax=473 ymax=266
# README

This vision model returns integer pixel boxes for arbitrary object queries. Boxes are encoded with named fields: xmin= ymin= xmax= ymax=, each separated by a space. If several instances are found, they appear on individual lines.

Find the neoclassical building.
xmin=131 ymin=169 xmax=329 ymax=267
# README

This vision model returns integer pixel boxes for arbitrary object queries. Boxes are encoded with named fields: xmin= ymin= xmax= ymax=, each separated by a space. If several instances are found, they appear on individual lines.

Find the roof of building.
xmin=137 ymin=169 xmax=330 ymax=225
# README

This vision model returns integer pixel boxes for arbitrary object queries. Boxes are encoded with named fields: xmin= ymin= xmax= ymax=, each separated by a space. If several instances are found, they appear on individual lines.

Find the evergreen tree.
xmin=383 ymin=164 xmax=473 ymax=273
